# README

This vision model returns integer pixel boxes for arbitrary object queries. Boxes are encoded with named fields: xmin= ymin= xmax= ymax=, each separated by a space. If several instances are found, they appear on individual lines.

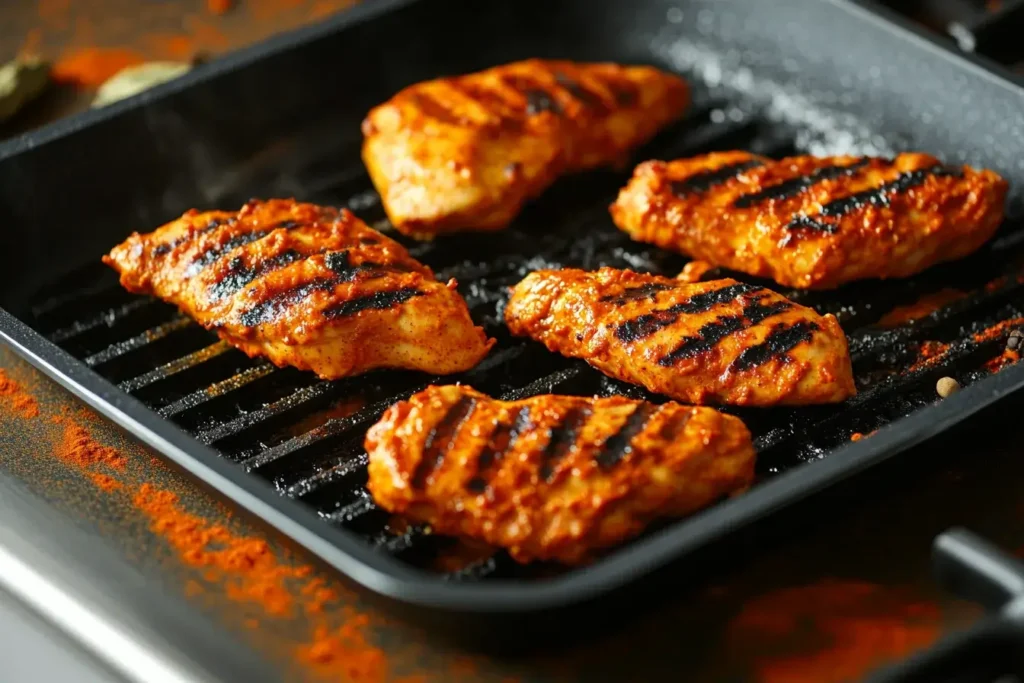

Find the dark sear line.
xmin=657 ymin=297 xmax=792 ymax=367
xmin=600 ymin=282 xmax=677 ymax=306
xmin=787 ymin=165 xmax=961 ymax=233
xmin=615 ymin=282 xmax=762 ymax=343
xmin=151 ymin=217 xmax=231 ymax=257
xmin=595 ymin=404 xmax=659 ymax=469
xmin=207 ymin=248 xmax=304 ymax=302
xmin=467 ymin=406 xmax=533 ymax=493
xmin=237 ymin=250 xmax=417 ymax=326
xmin=185 ymin=219 xmax=306 ymax=277
xmin=730 ymin=321 xmax=819 ymax=372
xmin=412 ymin=396 xmax=478 ymax=489
xmin=525 ymin=88 xmax=561 ymax=115
xmin=732 ymin=158 xmax=871 ymax=208
xmin=656 ymin=408 xmax=691 ymax=442
xmin=410 ymin=92 xmax=466 ymax=126
xmin=323 ymin=287 xmax=424 ymax=320
xmin=670 ymin=159 xmax=765 ymax=197
xmin=538 ymin=405 xmax=592 ymax=482
xmin=554 ymin=72 xmax=607 ymax=112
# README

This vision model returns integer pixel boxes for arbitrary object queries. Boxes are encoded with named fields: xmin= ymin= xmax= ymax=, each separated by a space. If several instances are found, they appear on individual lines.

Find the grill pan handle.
xmin=868 ymin=528 xmax=1024 ymax=682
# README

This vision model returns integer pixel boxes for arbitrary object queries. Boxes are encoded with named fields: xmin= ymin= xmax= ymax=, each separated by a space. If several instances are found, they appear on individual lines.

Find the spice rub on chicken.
xmin=505 ymin=268 xmax=855 ymax=406
xmin=362 ymin=59 xmax=689 ymax=238
xmin=366 ymin=385 xmax=755 ymax=564
xmin=103 ymin=199 xmax=493 ymax=379
xmin=610 ymin=152 xmax=1008 ymax=289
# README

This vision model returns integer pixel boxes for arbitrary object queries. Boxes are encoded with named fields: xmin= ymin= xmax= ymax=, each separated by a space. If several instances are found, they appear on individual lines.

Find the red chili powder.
xmin=207 ymin=0 xmax=234 ymax=15
xmin=729 ymin=580 xmax=941 ymax=683
xmin=88 ymin=472 xmax=123 ymax=492
xmin=54 ymin=419 xmax=126 ymax=469
xmin=0 ymin=370 xmax=40 ymax=419
xmin=908 ymin=340 xmax=951 ymax=373
xmin=299 ymin=619 xmax=388 ymax=679
xmin=52 ymin=47 xmax=147 ymax=87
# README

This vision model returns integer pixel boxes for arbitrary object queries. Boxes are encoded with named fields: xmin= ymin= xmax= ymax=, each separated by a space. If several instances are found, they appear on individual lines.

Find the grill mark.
xmin=657 ymin=298 xmax=792 ymax=367
xmin=730 ymin=321 xmax=820 ymax=371
xmin=467 ymin=406 xmax=532 ymax=493
xmin=612 ymin=82 xmax=638 ymax=107
xmin=656 ymin=409 xmax=691 ymax=442
xmin=186 ymin=219 xmax=305 ymax=277
xmin=411 ymin=92 xmax=465 ymax=126
xmin=538 ymin=405 xmax=592 ymax=482
xmin=732 ymin=159 xmax=871 ymax=208
xmin=412 ymin=396 xmax=478 ymax=489
xmin=615 ymin=283 xmax=761 ymax=343
xmin=787 ymin=165 xmax=960 ymax=233
xmin=322 ymin=287 xmax=424 ymax=320
xmin=595 ymin=404 xmax=658 ymax=469
xmin=208 ymin=248 xmax=304 ymax=301
xmin=670 ymin=159 xmax=765 ymax=197
xmin=151 ymin=217 xmax=229 ymax=257
xmin=525 ymin=88 xmax=560 ymax=115
xmin=237 ymin=250 xmax=417 ymax=326
xmin=450 ymin=80 xmax=517 ymax=121
xmin=554 ymin=72 xmax=607 ymax=111
xmin=600 ymin=283 xmax=676 ymax=306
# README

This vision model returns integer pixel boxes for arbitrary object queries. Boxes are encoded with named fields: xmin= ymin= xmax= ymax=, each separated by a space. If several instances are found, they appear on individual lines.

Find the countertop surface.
xmin=0 ymin=2 xmax=1020 ymax=682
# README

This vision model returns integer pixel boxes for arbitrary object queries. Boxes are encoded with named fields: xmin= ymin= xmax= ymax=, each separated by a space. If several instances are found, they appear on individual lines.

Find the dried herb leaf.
xmin=92 ymin=61 xmax=191 ymax=109
xmin=0 ymin=56 xmax=50 ymax=123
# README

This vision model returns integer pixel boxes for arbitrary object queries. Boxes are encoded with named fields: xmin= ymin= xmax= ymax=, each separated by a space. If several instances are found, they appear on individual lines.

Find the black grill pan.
xmin=3 ymin=0 xmax=1024 ymax=628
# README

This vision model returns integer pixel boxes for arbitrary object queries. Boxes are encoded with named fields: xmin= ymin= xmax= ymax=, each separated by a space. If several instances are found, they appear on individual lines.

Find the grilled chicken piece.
xmin=366 ymin=385 xmax=755 ymax=564
xmin=505 ymin=268 xmax=855 ymax=406
xmin=103 ymin=199 xmax=493 ymax=379
xmin=362 ymin=59 xmax=689 ymax=238
xmin=611 ymin=151 xmax=1008 ymax=289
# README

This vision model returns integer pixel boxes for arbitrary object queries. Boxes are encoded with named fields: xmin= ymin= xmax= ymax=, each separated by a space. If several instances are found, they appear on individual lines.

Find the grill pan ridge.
xmin=3 ymin=0 xmax=1024 ymax=618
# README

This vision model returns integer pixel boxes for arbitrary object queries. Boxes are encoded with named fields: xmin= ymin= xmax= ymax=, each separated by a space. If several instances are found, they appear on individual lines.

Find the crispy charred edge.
xmin=411 ymin=395 xmax=479 ymax=490
xmin=657 ymin=295 xmax=793 ymax=367
xmin=595 ymin=403 xmax=661 ymax=469
xmin=615 ymin=282 xmax=761 ymax=343
xmin=670 ymin=159 xmax=765 ymax=197
xmin=537 ymin=404 xmax=593 ymax=482
xmin=150 ymin=216 xmax=233 ymax=257
xmin=466 ymin=406 xmax=532 ymax=493
xmin=732 ymin=158 xmax=870 ymax=208
xmin=599 ymin=282 xmax=677 ymax=306
xmin=786 ymin=165 xmax=962 ymax=233
xmin=184 ymin=219 xmax=305 ymax=277
xmin=729 ymin=320 xmax=819 ymax=372
xmin=236 ymin=250 xmax=420 ymax=327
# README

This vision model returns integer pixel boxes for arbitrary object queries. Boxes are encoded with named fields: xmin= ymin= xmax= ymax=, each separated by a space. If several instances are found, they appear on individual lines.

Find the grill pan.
xmin=3 ymin=0 xmax=1024 ymax=629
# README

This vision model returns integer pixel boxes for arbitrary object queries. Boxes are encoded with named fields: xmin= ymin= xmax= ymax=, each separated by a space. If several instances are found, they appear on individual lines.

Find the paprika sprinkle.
xmin=52 ymin=47 xmax=145 ymax=87
xmin=0 ymin=369 xmax=39 ymax=419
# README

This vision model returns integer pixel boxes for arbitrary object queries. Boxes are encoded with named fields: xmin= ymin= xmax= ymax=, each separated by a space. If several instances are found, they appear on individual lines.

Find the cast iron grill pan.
xmin=3 ymin=0 xmax=1024 ymax=612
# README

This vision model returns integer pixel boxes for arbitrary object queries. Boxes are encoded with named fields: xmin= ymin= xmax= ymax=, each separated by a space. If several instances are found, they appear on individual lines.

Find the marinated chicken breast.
xmin=362 ymin=59 xmax=689 ymax=238
xmin=103 ymin=199 xmax=493 ymax=378
xmin=366 ymin=385 xmax=755 ymax=564
xmin=505 ymin=268 xmax=855 ymax=406
xmin=611 ymin=152 xmax=1007 ymax=289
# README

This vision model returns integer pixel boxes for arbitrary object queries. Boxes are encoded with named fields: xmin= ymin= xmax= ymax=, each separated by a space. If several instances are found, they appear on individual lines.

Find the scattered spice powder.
xmin=54 ymin=418 xmax=126 ymax=469
xmin=908 ymin=340 xmax=951 ymax=372
xmin=207 ymin=0 xmax=234 ymax=15
xmin=876 ymin=289 xmax=966 ymax=328
xmin=729 ymin=580 xmax=941 ymax=683
xmin=88 ymin=472 xmax=123 ymax=491
xmin=0 ymin=369 xmax=40 ymax=419
xmin=299 ymin=619 xmax=388 ymax=680
xmin=985 ymin=348 xmax=1021 ymax=373
xmin=52 ymin=47 xmax=145 ymax=87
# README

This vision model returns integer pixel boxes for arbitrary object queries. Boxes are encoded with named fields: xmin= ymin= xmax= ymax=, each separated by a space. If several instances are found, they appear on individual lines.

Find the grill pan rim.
xmin=3 ymin=0 xmax=1024 ymax=616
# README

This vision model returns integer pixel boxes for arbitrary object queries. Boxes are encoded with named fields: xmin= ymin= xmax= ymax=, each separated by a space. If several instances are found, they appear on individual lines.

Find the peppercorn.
xmin=1007 ymin=330 xmax=1022 ymax=351
xmin=936 ymin=377 xmax=960 ymax=398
